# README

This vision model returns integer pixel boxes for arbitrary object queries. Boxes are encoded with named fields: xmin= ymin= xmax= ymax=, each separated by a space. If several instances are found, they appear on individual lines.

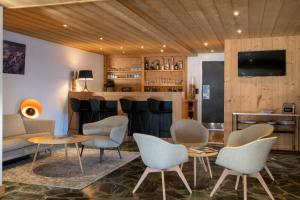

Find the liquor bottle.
xmin=145 ymin=59 xmax=149 ymax=70
xmin=170 ymin=57 xmax=174 ymax=70
xmin=174 ymin=62 xmax=179 ymax=70
xmin=156 ymin=62 xmax=160 ymax=70
xmin=161 ymin=58 xmax=165 ymax=70
xmin=165 ymin=59 xmax=170 ymax=70
xmin=178 ymin=61 xmax=183 ymax=70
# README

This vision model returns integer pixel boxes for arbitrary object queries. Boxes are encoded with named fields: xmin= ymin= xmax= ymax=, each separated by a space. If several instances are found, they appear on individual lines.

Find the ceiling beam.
xmin=113 ymin=0 xmax=197 ymax=55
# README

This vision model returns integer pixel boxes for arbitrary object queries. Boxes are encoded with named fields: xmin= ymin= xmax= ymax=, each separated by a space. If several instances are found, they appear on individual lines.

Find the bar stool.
xmin=90 ymin=98 xmax=101 ymax=122
xmin=147 ymin=98 xmax=172 ymax=137
xmin=120 ymin=98 xmax=134 ymax=136
xmin=99 ymin=100 xmax=117 ymax=119
xmin=147 ymin=98 xmax=161 ymax=137
xmin=159 ymin=101 xmax=172 ymax=138
xmin=68 ymin=98 xmax=81 ymax=134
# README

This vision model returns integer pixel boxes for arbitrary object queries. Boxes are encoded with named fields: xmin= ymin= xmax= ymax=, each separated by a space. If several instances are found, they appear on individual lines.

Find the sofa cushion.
xmin=3 ymin=114 xmax=26 ymax=137
xmin=3 ymin=132 xmax=51 ymax=153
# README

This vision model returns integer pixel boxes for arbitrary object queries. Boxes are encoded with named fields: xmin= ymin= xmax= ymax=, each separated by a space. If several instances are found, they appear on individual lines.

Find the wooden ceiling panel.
xmin=3 ymin=0 xmax=300 ymax=55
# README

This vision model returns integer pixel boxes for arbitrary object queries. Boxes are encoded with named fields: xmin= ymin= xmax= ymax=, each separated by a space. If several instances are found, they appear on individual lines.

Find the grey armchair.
xmin=133 ymin=133 xmax=192 ymax=200
xmin=210 ymin=137 xmax=277 ymax=200
xmin=170 ymin=119 xmax=209 ymax=148
xmin=227 ymin=124 xmax=275 ymax=185
xmin=81 ymin=115 xmax=128 ymax=162
xmin=170 ymin=119 xmax=209 ymax=174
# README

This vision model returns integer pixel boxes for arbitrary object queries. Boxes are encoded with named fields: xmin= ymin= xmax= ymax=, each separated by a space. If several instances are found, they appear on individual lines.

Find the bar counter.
xmin=68 ymin=91 xmax=184 ymax=135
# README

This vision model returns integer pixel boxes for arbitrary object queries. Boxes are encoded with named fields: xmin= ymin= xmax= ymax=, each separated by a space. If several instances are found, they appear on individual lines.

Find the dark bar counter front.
xmin=68 ymin=92 xmax=183 ymax=138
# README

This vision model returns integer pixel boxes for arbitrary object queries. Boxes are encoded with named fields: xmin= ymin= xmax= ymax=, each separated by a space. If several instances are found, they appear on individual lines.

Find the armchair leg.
xmin=100 ymin=148 xmax=104 ymax=162
xmin=243 ymin=175 xmax=247 ymax=200
xmin=117 ymin=147 xmax=122 ymax=159
xmin=80 ymin=145 xmax=85 ymax=157
xmin=210 ymin=169 xmax=229 ymax=197
xmin=161 ymin=171 xmax=166 ymax=200
xmin=175 ymin=166 xmax=192 ymax=194
xmin=255 ymin=172 xmax=274 ymax=200
xmin=264 ymin=165 xmax=275 ymax=181
xmin=132 ymin=167 xmax=151 ymax=193
xmin=235 ymin=175 xmax=240 ymax=190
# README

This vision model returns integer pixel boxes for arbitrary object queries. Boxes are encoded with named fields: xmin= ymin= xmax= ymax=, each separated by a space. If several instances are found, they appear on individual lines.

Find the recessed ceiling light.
xmin=63 ymin=24 xmax=68 ymax=28
xmin=237 ymin=29 xmax=242 ymax=34
xmin=141 ymin=45 xmax=144 ymax=49
xmin=204 ymin=42 xmax=208 ymax=46
xmin=210 ymin=49 xmax=214 ymax=53
xmin=120 ymin=46 xmax=123 ymax=50
xmin=160 ymin=49 xmax=164 ymax=53
xmin=162 ymin=44 xmax=166 ymax=48
xmin=99 ymin=37 xmax=103 ymax=40
xmin=100 ymin=47 xmax=103 ymax=50
xmin=233 ymin=11 xmax=239 ymax=16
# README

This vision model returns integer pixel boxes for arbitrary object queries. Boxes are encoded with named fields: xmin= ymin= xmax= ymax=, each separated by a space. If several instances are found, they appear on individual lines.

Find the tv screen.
xmin=238 ymin=50 xmax=286 ymax=77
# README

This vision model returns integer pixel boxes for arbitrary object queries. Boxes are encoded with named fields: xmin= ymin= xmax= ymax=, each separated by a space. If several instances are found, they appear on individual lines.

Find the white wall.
xmin=3 ymin=31 xmax=104 ymax=135
xmin=187 ymin=53 xmax=224 ymax=121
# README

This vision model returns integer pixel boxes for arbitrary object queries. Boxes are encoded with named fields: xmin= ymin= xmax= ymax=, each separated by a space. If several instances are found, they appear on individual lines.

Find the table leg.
xmin=65 ymin=144 xmax=68 ymax=159
xmin=194 ymin=157 xmax=197 ymax=187
xmin=206 ymin=156 xmax=213 ymax=179
xmin=31 ymin=143 xmax=40 ymax=172
xmin=75 ymin=143 xmax=84 ymax=174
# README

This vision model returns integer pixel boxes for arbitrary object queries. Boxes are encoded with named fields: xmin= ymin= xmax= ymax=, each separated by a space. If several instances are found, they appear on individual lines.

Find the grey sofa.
xmin=3 ymin=114 xmax=55 ymax=162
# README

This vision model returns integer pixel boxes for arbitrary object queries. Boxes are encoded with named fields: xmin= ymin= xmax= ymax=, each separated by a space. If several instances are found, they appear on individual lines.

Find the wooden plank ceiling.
xmin=2 ymin=0 xmax=300 ymax=55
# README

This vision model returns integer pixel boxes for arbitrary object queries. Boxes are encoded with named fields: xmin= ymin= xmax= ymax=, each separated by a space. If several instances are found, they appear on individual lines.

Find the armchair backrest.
xmin=170 ymin=119 xmax=209 ymax=144
xmin=216 ymin=137 xmax=277 ymax=174
xmin=133 ymin=133 xmax=188 ymax=170
xmin=226 ymin=124 xmax=274 ymax=147
xmin=109 ymin=116 xmax=128 ymax=144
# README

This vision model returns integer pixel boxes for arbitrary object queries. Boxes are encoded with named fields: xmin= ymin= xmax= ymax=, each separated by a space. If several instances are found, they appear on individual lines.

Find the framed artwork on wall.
xmin=3 ymin=40 xmax=26 ymax=75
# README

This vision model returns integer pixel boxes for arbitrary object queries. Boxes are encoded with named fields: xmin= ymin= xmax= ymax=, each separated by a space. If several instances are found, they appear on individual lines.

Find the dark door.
xmin=202 ymin=61 xmax=224 ymax=124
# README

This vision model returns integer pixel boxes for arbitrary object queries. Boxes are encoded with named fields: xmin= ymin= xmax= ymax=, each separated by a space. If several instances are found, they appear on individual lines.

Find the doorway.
xmin=202 ymin=61 xmax=224 ymax=131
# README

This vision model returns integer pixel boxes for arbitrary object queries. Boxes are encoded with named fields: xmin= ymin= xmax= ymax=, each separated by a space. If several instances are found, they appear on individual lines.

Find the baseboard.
xmin=0 ymin=184 xmax=5 ymax=197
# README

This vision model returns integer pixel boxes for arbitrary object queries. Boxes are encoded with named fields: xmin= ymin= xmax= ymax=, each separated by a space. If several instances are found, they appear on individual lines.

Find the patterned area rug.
xmin=4 ymin=148 xmax=139 ymax=190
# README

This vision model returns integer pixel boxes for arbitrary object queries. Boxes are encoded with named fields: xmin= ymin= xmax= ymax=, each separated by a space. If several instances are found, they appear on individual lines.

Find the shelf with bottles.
xmin=145 ymin=69 xmax=183 ymax=72
xmin=107 ymin=66 xmax=142 ymax=72
xmin=144 ymin=86 xmax=184 ymax=92
xmin=144 ymin=57 xmax=184 ymax=71
xmin=107 ymin=73 xmax=141 ymax=79
xmin=144 ymin=79 xmax=183 ymax=87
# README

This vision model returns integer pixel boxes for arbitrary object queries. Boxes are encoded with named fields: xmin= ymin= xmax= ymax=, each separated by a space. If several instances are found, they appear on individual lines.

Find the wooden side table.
xmin=28 ymin=135 xmax=89 ymax=174
xmin=187 ymin=149 xmax=218 ymax=187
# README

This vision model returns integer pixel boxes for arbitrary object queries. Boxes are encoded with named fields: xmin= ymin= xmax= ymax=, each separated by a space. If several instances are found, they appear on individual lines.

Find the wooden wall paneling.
xmin=224 ymin=40 xmax=232 ymax=140
xmin=224 ymin=36 xmax=300 ymax=151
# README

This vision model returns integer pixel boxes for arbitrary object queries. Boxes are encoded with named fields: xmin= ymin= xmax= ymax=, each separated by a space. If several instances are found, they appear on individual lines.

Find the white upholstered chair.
xmin=210 ymin=137 xmax=277 ymax=200
xmin=170 ymin=119 xmax=209 ymax=173
xmin=227 ymin=124 xmax=275 ymax=186
xmin=133 ymin=133 xmax=192 ymax=200
xmin=81 ymin=115 xmax=128 ymax=162
xmin=170 ymin=119 xmax=209 ymax=148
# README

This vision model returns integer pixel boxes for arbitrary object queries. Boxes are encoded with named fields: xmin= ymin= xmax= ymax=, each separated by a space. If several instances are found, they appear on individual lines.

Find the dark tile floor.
xmin=2 ymin=142 xmax=300 ymax=200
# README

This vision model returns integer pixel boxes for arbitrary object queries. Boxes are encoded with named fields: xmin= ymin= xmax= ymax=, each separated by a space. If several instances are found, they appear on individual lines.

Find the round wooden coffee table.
xmin=28 ymin=135 xmax=89 ymax=174
xmin=187 ymin=148 xmax=218 ymax=187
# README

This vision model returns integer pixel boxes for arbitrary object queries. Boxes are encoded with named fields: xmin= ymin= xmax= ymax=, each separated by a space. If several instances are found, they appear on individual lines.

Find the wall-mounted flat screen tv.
xmin=238 ymin=50 xmax=286 ymax=77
